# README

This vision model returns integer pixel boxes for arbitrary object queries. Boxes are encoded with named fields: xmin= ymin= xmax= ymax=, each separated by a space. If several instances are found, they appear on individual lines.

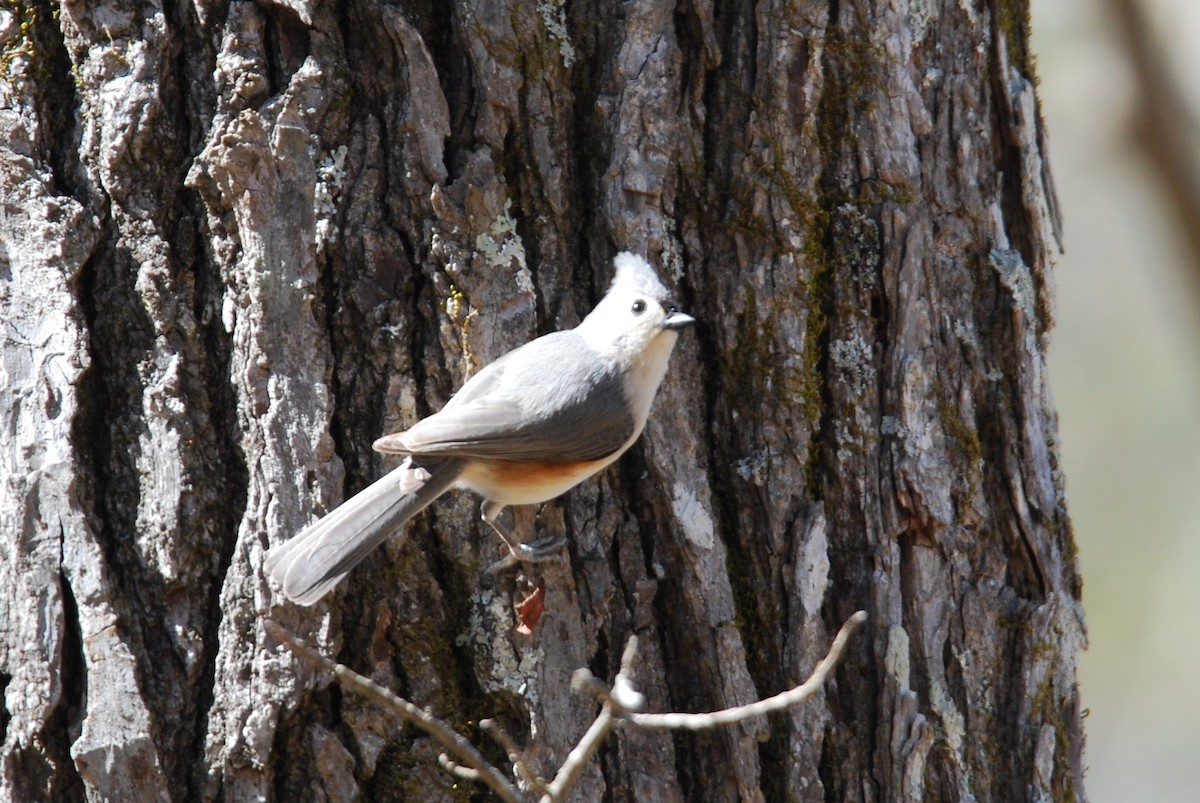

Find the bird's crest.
xmin=611 ymin=252 xmax=669 ymax=301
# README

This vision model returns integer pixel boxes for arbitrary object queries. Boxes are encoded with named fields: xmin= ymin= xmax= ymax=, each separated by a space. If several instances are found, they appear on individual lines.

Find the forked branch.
xmin=263 ymin=619 xmax=524 ymax=803
xmin=265 ymin=610 xmax=867 ymax=802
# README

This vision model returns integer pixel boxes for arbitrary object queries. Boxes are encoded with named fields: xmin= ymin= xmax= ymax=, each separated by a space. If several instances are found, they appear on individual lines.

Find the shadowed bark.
xmin=0 ymin=1 xmax=1085 ymax=801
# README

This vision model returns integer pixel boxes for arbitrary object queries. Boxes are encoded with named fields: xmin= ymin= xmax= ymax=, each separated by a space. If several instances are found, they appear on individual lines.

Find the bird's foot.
xmin=484 ymin=535 xmax=567 ymax=575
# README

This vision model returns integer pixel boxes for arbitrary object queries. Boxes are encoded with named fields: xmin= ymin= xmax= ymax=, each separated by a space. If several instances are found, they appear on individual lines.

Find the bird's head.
xmin=578 ymin=252 xmax=694 ymax=361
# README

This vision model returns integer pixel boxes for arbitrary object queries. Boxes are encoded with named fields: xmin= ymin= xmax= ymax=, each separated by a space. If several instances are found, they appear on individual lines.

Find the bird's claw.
xmin=484 ymin=535 xmax=567 ymax=575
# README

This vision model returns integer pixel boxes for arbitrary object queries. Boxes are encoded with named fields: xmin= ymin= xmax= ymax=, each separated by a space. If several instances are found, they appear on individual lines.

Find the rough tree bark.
xmin=0 ymin=0 xmax=1085 ymax=801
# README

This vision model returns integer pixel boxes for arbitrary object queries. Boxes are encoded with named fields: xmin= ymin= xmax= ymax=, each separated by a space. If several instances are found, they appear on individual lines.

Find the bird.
xmin=264 ymin=252 xmax=694 ymax=605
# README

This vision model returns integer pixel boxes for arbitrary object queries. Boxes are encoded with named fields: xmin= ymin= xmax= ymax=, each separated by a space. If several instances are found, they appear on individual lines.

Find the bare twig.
xmin=437 ymin=754 xmax=481 ymax=781
xmin=482 ymin=718 xmax=548 ymax=795
xmin=539 ymin=634 xmax=645 ymax=801
xmin=539 ymin=693 xmax=618 ymax=803
xmin=600 ymin=611 xmax=866 ymax=731
xmin=263 ymin=619 xmax=524 ymax=803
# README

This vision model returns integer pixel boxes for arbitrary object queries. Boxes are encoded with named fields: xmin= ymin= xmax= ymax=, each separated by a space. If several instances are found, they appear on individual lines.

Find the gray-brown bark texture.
xmin=0 ymin=0 xmax=1085 ymax=800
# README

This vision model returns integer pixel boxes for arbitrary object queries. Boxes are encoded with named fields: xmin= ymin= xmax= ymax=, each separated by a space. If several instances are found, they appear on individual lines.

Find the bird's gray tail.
xmin=264 ymin=456 xmax=464 ymax=605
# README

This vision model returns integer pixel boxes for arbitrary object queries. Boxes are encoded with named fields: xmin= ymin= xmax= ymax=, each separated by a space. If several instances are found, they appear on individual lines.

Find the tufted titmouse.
xmin=264 ymin=253 xmax=694 ymax=605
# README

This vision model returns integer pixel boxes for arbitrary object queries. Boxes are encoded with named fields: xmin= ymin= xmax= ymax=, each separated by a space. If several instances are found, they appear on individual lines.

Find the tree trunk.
xmin=0 ymin=0 xmax=1085 ymax=801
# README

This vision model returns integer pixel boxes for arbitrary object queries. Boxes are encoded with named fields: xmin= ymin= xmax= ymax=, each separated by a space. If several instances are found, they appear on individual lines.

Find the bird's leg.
xmin=481 ymin=501 xmax=567 ymax=574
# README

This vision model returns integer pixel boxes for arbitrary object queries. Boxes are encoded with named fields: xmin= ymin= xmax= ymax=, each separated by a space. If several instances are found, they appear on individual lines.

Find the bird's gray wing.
xmin=377 ymin=332 xmax=635 ymax=462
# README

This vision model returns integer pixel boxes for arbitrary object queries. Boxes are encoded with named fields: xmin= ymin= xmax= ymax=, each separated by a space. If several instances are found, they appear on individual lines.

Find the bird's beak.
xmin=662 ymin=309 xmax=695 ymax=330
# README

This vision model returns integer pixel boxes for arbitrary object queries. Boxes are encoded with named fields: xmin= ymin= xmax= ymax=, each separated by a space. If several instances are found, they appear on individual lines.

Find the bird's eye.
xmin=631 ymin=299 xmax=647 ymax=315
